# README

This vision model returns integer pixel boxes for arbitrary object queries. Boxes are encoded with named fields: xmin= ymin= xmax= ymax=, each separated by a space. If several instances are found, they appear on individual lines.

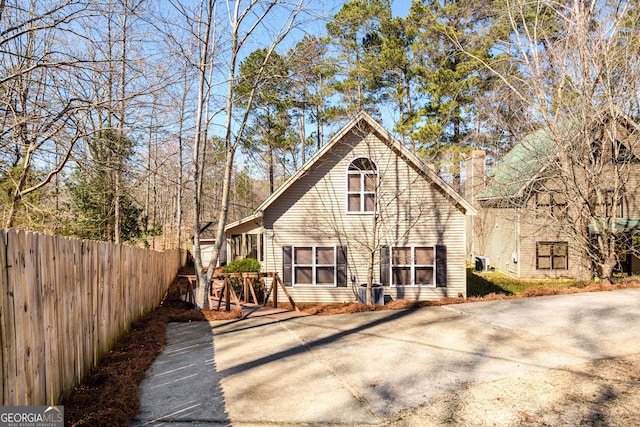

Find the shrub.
xmin=222 ymin=257 xmax=261 ymax=273
xmin=222 ymin=258 xmax=263 ymax=303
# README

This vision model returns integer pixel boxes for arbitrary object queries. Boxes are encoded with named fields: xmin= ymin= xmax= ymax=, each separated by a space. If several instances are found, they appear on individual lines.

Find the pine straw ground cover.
xmin=62 ymin=273 xmax=640 ymax=426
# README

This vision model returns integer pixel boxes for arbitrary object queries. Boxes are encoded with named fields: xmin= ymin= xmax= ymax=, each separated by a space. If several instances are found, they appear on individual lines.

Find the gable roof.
xmin=479 ymin=113 xmax=640 ymax=201
xmin=259 ymin=111 xmax=474 ymax=213
xmin=477 ymin=127 xmax=557 ymax=201
xmin=227 ymin=112 xmax=475 ymax=232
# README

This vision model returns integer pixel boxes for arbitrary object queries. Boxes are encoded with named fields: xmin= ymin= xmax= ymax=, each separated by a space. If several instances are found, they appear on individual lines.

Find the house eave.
xmin=225 ymin=212 xmax=264 ymax=234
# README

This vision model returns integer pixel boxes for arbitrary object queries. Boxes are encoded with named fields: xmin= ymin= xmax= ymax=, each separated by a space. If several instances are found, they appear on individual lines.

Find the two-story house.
xmin=466 ymin=118 xmax=640 ymax=280
xmin=224 ymin=111 xmax=476 ymax=303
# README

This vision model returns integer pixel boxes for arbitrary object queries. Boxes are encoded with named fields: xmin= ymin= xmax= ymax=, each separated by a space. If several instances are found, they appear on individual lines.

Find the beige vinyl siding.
xmin=478 ymin=204 xmax=583 ymax=279
xmin=262 ymin=130 xmax=468 ymax=303
xmin=624 ymin=165 xmax=640 ymax=217
xmin=226 ymin=219 xmax=263 ymax=235
xmin=517 ymin=211 xmax=581 ymax=279
xmin=476 ymin=207 xmax=519 ymax=276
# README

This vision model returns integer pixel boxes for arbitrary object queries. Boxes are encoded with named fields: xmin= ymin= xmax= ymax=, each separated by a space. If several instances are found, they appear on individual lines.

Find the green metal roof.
xmin=588 ymin=218 xmax=640 ymax=234
xmin=477 ymin=128 xmax=557 ymax=200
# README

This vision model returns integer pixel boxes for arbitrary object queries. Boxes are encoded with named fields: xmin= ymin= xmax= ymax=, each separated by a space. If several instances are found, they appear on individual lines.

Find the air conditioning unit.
xmin=475 ymin=256 xmax=490 ymax=272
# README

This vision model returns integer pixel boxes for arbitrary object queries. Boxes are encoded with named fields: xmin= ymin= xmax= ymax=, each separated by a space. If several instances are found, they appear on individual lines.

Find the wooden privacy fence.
xmin=0 ymin=229 xmax=185 ymax=406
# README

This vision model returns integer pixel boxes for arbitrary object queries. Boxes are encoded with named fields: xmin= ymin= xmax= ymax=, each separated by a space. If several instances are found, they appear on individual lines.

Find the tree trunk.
xmin=269 ymin=146 xmax=274 ymax=194
xmin=299 ymin=107 xmax=306 ymax=164
xmin=191 ymin=0 xmax=215 ymax=308
xmin=176 ymin=71 xmax=189 ymax=249
xmin=600 ymin=258 xmax=616 ymax=284
xmin=366 ymin=213 xmax=378 ymax=305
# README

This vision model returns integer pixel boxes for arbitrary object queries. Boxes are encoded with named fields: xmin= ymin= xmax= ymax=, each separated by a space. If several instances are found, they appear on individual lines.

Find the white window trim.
xmin=292 ymin=245 xmax=337 ymax=287
xmin=346 ymin=158 xmax=379 ymax=215
xmin=389 ymin=245 xmax=436 ymax=287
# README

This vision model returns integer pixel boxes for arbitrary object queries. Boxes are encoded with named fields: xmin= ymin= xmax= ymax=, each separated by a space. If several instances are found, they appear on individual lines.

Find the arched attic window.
xmin=347 ymin=157 xmax=378 ymax=213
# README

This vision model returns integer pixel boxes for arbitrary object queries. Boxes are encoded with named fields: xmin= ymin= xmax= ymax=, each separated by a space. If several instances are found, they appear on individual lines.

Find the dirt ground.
xmin=62 ymin=279 xmax=640 ymax=426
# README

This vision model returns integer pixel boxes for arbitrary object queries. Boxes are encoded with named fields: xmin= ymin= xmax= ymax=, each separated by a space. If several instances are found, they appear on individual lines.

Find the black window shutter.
xmin=435 ymin=245 xmax=447 ymax=287
xmin=282 ymin=246 xmax=292 ymax=287
xmin=379 ymin=246 xmax=390 ymax=286
xmin=336 ymin=246 xmax=347 ymax=287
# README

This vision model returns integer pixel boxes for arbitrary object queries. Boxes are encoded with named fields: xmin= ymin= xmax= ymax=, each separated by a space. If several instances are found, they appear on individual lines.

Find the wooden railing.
xmin=0 ymin=229 xmax=185 ymax=406
xmin=213 ymin=272 xmax=299 ymax=312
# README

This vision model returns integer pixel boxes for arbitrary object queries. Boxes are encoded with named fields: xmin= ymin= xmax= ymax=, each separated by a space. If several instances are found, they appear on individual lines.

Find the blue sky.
xmin=391 ymin=1 xmax=411 ymax=17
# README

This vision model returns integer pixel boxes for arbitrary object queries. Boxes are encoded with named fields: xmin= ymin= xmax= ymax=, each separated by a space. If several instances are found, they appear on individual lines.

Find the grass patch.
xmin=467 ymin=265 xmax=592 ymax=297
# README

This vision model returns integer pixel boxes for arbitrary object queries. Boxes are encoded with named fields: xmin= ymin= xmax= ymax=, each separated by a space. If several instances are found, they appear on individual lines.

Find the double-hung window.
xmin=293 ymin=246 xmax=336 ymax=286
xmin=347 ymin=158 xmax=377 ymax=213
xmin=536 ymin=242 xmax=568 ymax=270
xmin=390 ymin=246 xmax=435 ymax=286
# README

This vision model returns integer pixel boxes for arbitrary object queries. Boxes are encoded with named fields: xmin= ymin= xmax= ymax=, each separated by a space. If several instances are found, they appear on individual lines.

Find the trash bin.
xmin=358 ymin=284 xmax=384 ymax=305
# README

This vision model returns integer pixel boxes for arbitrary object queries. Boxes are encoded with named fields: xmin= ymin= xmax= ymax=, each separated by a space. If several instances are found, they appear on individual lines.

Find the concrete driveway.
xmin=132 ymin=288 xmax=640 ymax=426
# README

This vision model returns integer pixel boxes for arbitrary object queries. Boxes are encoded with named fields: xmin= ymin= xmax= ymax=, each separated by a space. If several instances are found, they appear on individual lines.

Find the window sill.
xmin=293 ymin=284 xmax=338 ymax=287
xmin=391 ymin=284 xmax=436 ymax=288
xmin=346 ymin=211 xmax=377 ymax=215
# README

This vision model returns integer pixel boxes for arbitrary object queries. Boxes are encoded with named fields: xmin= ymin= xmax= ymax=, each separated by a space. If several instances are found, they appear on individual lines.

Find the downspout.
xmin=514 ymin=207 xmax=521 ymax=277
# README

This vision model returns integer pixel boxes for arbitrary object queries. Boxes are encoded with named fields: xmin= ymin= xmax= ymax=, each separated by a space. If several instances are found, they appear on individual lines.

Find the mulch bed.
xmin=62 ymin=277 xmax=640 ymax=426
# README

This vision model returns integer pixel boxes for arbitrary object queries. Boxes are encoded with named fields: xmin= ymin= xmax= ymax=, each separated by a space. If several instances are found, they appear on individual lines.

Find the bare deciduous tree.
xmin=0 ymin=0 xmax=95 ymax=229
xmin=457 ymin=0 xmax=640 ymax=282
xmin=165 ymin=0 xmax=308 ymax=307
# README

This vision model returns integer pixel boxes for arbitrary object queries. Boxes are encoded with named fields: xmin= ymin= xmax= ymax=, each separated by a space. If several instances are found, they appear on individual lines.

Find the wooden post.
xmin=248 ymin=278 xmax=259 ymax=304
xmin=273 ymin=275 xmax=278 ymax=309
xmin=243 ymin=275 xmax=249 ymax=303
xmin=216 ymin=279 xmax=225 ymax=311
xmin=216 ymin=275 xmax=242 ymax=312
xmin=274 ymin=273 xmax=299 ymax=312
xmin=225 ymin=276 xmax=231 ymax=312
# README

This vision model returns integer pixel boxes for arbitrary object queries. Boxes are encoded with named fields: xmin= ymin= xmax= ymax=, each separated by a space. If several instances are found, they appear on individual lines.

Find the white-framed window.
xmin=347 ymin=157 xmax=378 ymax=213
xmin=536 ymin=241 xmax=568 ymax=270
xmin=390 ymin=245 xmax=435 ymax=286
xmin=293 ymin=246 xmax=336 ymax=286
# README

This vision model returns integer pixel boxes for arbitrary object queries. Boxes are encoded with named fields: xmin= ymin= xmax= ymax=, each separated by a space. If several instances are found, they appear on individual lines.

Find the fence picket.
xmin=0 ymin=230 xmax=7 ymax=403
xmin=40 ymin=232 xmax=60 ymax=405
xmin=56 ymin=237 xmax=72 ymax=394
xmin=26 ymin=232 xmax=46 ymax=404
xmin=6 ymin=229 xmax=27 ymax=404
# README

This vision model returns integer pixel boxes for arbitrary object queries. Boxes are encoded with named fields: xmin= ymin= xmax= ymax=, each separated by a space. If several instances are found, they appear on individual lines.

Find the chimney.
xmin=465 ymin=150 xmax=486 ymax=204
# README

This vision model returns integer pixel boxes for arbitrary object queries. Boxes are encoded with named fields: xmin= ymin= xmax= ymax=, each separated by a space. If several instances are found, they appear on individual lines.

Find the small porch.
xmin=227 ymin=232 xmax=263 ymax=262
xmin=225 ymin=213 xmax=265 ymax=263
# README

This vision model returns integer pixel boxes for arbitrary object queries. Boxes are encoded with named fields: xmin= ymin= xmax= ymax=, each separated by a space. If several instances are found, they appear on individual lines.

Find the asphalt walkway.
xmin=131 ymin=288 xmax=640 ymax=426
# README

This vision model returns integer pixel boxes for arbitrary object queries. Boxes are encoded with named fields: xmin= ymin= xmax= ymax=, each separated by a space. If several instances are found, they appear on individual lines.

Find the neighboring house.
xmin=224 ymin=111 xmax=476 ymax=303
xmin=466 ymin=120 xmax=640 ymax=279
xmin=192 ymin=222 xmax=227 ymax=268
